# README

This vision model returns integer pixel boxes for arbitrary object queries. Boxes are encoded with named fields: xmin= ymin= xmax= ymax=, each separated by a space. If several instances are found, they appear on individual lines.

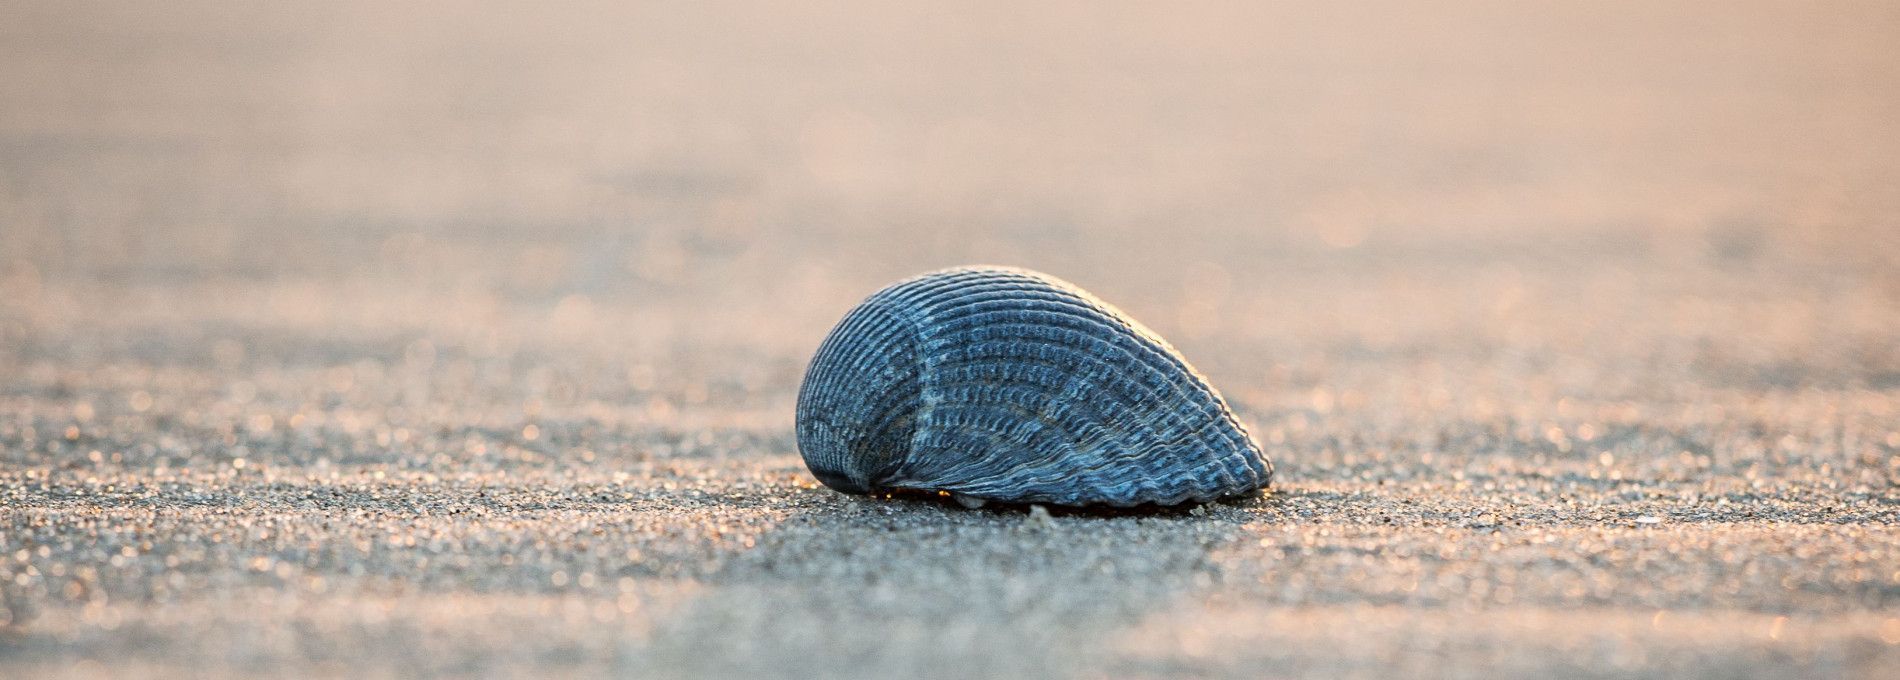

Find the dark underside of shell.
xmin=795 ymin=266 xmax=1273 ymax=508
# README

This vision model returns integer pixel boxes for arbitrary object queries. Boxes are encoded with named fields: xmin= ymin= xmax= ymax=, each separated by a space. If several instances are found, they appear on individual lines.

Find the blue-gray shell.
xmin=795 ymin=266 xmax=1273 ymax=507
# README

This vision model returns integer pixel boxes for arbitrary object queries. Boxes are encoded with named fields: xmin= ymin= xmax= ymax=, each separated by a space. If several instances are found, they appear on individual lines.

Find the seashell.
xmin=795 ymin=265 xmax=1273 ymax=507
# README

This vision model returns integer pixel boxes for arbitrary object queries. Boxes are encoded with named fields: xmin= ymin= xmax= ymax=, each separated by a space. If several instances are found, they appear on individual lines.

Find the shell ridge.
xmin=923 ymin=316 xmax=1207 ymax=427
xmin=919 ymin=367 xmax=1219 ymax=489
xmin=983 ymin=422 xmax=1247 ymax=503
xmin=921 ymin=321 xmax=1246 ymax=485
xmin=921 ymin=294 xmax=1237 ymax=436
xmin=796 ymin=265 xmax=1272 ymax=506
xmin=895 ymin=412 xmax=1243 ymax=505
xmin=908 ymin=326 xmax=1213 ymax=497
xmin=906 ymin=270 xmax=1259 ymax=500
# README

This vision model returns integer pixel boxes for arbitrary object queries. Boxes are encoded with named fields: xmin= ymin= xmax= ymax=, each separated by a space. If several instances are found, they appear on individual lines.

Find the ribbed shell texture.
xmin=796 ymin=266 xmax=1272 ymax=507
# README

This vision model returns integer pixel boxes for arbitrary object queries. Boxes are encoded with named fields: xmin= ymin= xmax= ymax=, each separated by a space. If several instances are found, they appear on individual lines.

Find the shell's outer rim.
xmin=797 ymin=264 xmax=1276 ymax=507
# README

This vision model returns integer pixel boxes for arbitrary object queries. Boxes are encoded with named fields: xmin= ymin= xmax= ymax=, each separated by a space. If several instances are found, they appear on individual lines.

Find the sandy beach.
xmin=3 ymin=2 xmax=1898 ymax=677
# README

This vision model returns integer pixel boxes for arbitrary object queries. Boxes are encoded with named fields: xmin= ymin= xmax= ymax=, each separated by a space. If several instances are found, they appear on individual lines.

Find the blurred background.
xmin=4 ymin=1 xmax=1895 ymax=382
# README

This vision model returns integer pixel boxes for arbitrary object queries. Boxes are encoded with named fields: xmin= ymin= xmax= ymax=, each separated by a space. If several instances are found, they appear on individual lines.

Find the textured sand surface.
xmin=3 ymin=2 xmax=1899 ymax=678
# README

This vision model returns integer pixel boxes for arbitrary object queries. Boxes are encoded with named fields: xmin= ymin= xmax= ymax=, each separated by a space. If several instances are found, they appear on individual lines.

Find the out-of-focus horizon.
xmin=5 ymin=2 xmax=1896 ymax=360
